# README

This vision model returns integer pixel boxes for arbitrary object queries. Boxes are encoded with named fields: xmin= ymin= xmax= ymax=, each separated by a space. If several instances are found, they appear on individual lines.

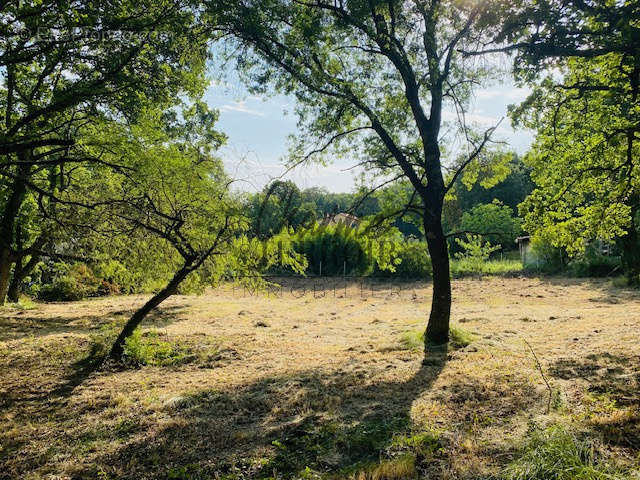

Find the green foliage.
xmin=38 ymin=263 xmax=100 ymax=301
xmin=454 ymin=234 xmax=502 ymax=275
xmin=400 ymin=330 xmax=425 ymax=351
xmin=388 ymin=242 xmax=432 ymax=279
xmin=449 ymin=326 xmax=475 ymax=349
xmin=0 ymin=0 xmax=212 ymax=304
xmin=123 ymin=329 xmax=190 ymax=367
xmin=248 ymin=181 xmax=316 ymax=239
xmin=568 ymin=246 xmax=621 ymax=278
xmin=400 ymin=325 xmax=474 ymax=351
xmin=450 ymin=258 xmax=523 ymax=278
xmin=528 ymin=234 xmax=567 ymax=273
xmin=278 ymin=223 xmax=400 ymax=276
xmin=373 ymin=241 xmax=432 ymax=278
xmin=515 ymin=54 xmax=640 ymax=272
xmin=503 ymin=425 xmax=628 ymax=480
xmin=458 ymin=201 xmax=521 ymax=250
xmin=448 ymin=154 xmax=534 ymax=218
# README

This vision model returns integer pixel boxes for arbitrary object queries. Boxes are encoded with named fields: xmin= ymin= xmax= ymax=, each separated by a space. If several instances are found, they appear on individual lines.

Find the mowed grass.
xmin=0 ymin=277 xmax=639 ymax=479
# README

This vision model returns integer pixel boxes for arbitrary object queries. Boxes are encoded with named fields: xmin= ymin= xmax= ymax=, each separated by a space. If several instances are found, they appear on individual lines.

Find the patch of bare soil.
xmin=0 ymin=277 xmax=638 ymax=479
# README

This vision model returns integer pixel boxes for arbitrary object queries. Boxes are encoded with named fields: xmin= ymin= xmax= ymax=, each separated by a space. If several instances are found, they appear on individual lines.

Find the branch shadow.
xmin=549 ymin=352 xmax=640 ymax=450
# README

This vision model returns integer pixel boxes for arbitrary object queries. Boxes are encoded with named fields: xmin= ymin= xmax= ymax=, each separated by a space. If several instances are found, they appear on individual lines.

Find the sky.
xmin=204 ymin=74 xmax=534 ymax=194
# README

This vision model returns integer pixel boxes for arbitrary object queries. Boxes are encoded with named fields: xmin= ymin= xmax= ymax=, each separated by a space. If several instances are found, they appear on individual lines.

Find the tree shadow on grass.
xmin=0 ymin=302 xmax=186 ymax=342
xmin=549 ymin=352 xmax=640 ymax=451
xmin=0 ymin=303 xmax=189 ymax=414
xmin=84 ymin=349 xmax=449 ymax=479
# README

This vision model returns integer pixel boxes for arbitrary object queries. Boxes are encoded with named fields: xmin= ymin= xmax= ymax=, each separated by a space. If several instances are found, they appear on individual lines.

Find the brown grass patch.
xmin=0 ymin=277 xmax=638 ymax=478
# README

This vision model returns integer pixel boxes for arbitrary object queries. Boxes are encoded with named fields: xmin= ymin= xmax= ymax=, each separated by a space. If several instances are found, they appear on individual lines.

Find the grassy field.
xmin=1 ymin=277 xmax=639 ymax=479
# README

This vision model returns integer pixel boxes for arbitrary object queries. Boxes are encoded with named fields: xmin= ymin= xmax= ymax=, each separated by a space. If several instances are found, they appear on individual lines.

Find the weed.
xmin=264 ymin=416 xmax=411 ymax=478
xmin=400 ymin=325 xmax=475 ymax=351
xmin=399 ymin=330 xmax=424 ymax=351
xmin=123 ymin=329 xmax=191 ymax=366
xmin=449 ymin=326 xmax=475 ymax=349
xmin=354 ymin=454 xmax=417 ymax=480
xmin=502 ymin=425 xmax=629 ymax=480
xmin=450 ymin=259 xmax=523 ymax=278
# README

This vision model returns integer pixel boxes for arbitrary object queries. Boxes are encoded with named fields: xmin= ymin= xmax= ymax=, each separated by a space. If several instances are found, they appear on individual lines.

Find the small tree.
xmin=454 ymin=234 xmax=501 ymax=277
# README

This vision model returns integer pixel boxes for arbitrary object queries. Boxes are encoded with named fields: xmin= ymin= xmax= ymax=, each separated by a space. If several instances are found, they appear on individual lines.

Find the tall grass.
xmin=503 ymin=426 xmax=629 ymax=480
xmin=450 ymin=258 xmax=523 ymax=277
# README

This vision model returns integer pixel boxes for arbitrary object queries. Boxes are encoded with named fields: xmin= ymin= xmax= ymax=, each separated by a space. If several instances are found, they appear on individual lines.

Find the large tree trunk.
xmin=0 ymin=163 xmax=31 ymax=305
xmin=620 ymin=201 xmax=640 ymax=285
xmin=7 ymin=252 xmax=40 ymax=302
xmin=109 ymin=263 xmax=194 ymax=360
xmin=424 ymin=212 xmax=452 ymax=345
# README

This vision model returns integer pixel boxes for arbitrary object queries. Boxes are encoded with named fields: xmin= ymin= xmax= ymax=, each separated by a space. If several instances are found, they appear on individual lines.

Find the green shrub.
xmin=529 ymin=234 xmax=567 ymax=273
xmin=276 ymin=223 xmax=403 ymax=276
xmin=38 ymin=263 xmax=100 ymax=301
xmin=503 ymin=425 xmax=628 ymax=480
xmin=568 ymin=245 xmax=620 ymax=278
xmin=376 ymin=241 xmax=432 ymax=278
xmin=287 ymin=223 xmax=371 ymax=275
xmin=454 ymin=234 xmax=501 ymax=275
xmin=457 ymin=200 xmax=522 ymax=251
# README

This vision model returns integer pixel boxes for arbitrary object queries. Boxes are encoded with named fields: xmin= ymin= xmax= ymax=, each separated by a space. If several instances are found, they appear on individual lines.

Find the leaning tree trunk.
xmin=423 ymin=210 xmax=451 ymax=346
xmin=109 ymin=263 xmax=194 ymax=360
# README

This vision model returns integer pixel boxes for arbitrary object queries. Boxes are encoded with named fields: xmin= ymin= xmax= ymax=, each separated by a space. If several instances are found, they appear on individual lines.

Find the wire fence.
xmin=220 ymin=274 xmax=431 ymax=299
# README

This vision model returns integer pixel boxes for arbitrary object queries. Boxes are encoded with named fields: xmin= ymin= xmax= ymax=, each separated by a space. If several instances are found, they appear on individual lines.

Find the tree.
xmin=486 ymin=1 xmax=640 ymax=282
xmin=514 ymin=56 xmax=640 ymax=281
xmin=250 ymin=180 xmax=316 ymax=238
xmin=213 ymin=0 xmax=504 ymax=345
xmin=0 ymin=0 xmax=210 ymax=303
xmin=56 ymin=107 xmax=304 ymax=360
xmin=458 ymin=200 xmax=521 ymax=249
xmin=449 ymin=154 xmax=533 ymax=215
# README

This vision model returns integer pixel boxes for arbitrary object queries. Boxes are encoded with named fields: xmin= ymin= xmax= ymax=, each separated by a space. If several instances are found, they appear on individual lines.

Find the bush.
xmin=568 ymin=245 xmax=620 ymax=278
xmin=453 ymin=234 xmax=501 ymax=276
xmin=279 ymin=223 xmax=402 ymax=276
xmin=457 ymin=200 xmax=522 ymax=251
xmin=529 ymin=234 xmax=567 ymax=273
xmin=375 ymin=241 xmax=432 ymax=278
xmin=38 ymin=263 xmax=100 ymax=301
xmin=291 ymin=223 xmax=371 ymax=275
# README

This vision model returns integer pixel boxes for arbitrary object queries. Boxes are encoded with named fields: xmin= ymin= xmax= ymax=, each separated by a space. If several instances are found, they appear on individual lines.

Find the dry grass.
xmin=0 ymin=277 xmax=638 ymax=479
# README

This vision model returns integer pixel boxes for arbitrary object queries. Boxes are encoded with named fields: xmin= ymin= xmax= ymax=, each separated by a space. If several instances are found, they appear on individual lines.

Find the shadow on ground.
xmin=0 ymin=303 xmax=186 ymax=341
xmin=550 ymin=352 xmax=640 ymax=450
xmin=81 ymin=350 xmax=449 ymax=479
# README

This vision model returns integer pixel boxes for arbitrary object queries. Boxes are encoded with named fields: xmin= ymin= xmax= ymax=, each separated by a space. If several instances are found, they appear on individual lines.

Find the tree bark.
xmin=7 ymin=252 xmax=40 ymax=302
xmin=0 ymin=162 xmax=31 ymax=305
xmin=108 ymin=263 xmax=194 ymax=360
xmin=424 ymin=212 xmax=451 ymax=345
xmin=620 ymin=201 xmax=640 ymax=285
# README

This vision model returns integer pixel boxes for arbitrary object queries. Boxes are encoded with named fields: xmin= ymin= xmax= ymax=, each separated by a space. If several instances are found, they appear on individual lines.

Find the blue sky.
xmin=204 ymin=76 xmax=534 ymax=193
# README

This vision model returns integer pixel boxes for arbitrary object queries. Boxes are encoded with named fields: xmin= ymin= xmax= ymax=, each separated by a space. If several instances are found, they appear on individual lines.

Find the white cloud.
xmin=475 ymin=86 xmax=531 ymax=101
xmin=220 ymin=101 xmax=266 ymax=117
xmin=442 ymin=110 xmax=502 ymax=127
